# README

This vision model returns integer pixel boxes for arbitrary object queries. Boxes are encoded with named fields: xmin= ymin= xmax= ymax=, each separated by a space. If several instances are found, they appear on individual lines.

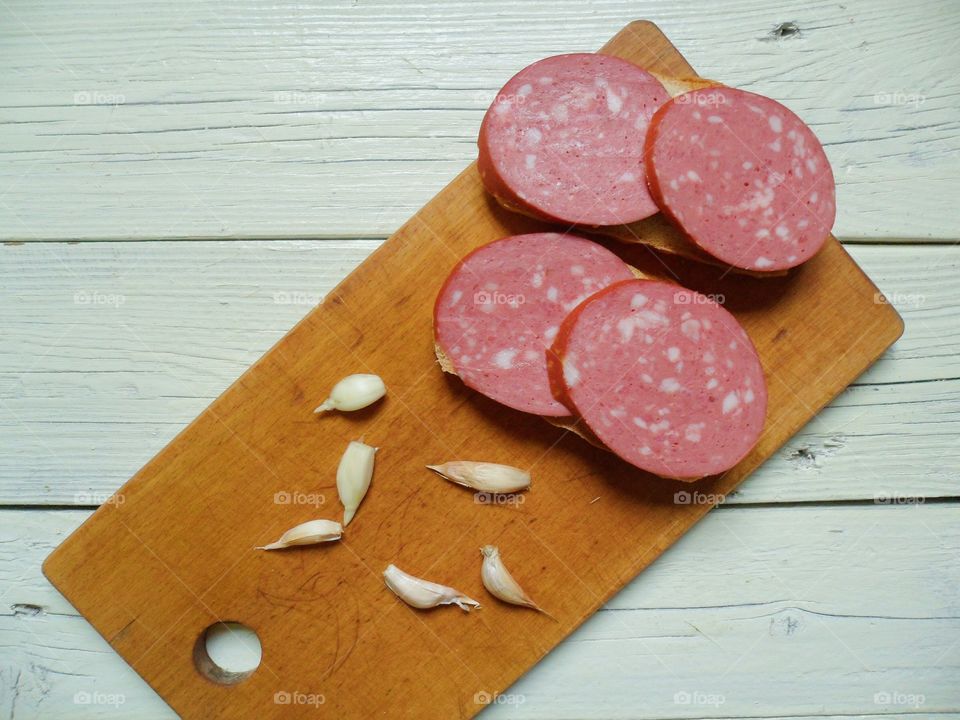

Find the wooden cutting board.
xmin=44 ymin=21 xmax=903 ymax=719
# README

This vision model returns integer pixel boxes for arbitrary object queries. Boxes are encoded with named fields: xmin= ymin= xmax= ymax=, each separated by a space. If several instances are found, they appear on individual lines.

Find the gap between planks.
xmin=3 ymin=497 xmax=960 ymax=513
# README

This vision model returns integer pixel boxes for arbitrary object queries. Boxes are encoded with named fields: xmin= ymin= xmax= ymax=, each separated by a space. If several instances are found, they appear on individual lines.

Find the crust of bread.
xmin=541 ymin=415 xmax=608 ymax=449
xmin=435 ymin=342 xmax=457 ymax=375
xmin=649 ymin=73 xmax=722 ymax=97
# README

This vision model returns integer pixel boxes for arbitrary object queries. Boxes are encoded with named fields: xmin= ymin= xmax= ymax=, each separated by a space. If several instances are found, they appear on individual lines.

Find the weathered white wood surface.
xmin=0 ymin=0 xmax=958 ymax=241
xmin=2 ymin=241 xmax=957 ymax=505
xmin=2 ymin=505 xmax=958 ymax=719
xmin=1 ymin=0 xmax=959 ymax=717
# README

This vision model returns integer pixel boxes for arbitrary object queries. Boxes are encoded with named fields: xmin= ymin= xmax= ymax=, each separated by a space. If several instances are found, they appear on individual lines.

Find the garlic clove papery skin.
xmin=383 ymin=564 xmax=481 ymax=612
xmin=480 ymin=545 xmax=548 ymax=615
xmin=426 ymin=461 xmax=530 ymax=494
xmin=337 ymin=440 xmax=377 ymax=526
xmin=315 ymin=374 xmax=386 ymax=413
xmin=256 ymin=519 xmax=343 ymax=550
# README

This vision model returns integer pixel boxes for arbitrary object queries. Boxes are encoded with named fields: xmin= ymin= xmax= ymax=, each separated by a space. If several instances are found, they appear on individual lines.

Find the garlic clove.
xmin=337 ymin=440 xmax=377 ymax=526
xmin=480 ymin=545 xmax=552 ymax=617
xmin=383 ymin=564 xmax=480 ymax=612
xmin=315 ymin=373 xmax=386 ymax=413
xmin=427 ymin=461 xmax=531 ymax=494
xmin=256 ymin=519 xmax=342 ymax=550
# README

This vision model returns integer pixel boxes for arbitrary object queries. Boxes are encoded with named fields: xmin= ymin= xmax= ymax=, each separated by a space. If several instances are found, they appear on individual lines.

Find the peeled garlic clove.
xmin=315 ymin=373 xmax=386 ymax=413
xmin=427 ymin=461 xmax=530 ymax=494
xmin=256 ymin=519 xmax=342 ymax=550
xmin=337 ymin=440 xmax=377 ymax=526
xmin=383 ymin=564 xmax=480 ymax=612
xmin=480 ymin=545 xmax=550 ymax=615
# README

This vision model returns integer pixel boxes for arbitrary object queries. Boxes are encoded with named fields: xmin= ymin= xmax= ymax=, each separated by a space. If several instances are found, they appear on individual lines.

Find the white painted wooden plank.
xmin=1 ymin=241 xmax=957 ymax=505
xmin=1 ymin=0 xmax=958 ymax=241
xmin=2 ymin=504 xmax=957 ymax=718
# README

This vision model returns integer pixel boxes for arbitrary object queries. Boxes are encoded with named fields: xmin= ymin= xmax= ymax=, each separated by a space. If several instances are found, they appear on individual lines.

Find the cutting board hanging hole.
xmin=193 ymin=621 xmax=262 ymax=685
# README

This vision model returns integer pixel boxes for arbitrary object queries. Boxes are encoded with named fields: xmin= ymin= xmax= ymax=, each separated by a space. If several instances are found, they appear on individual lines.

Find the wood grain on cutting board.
xmin=43 ymin=21 xmax=903 ymax=719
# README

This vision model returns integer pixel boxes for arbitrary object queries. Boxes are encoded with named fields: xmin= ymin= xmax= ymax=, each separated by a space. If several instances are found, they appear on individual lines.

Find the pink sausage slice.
xmin=646 ymin=87 xmax=835 ymax=272
xmin=548 ymin=279 xmax=767 ymax=479
xmin=478 ymin=53 xmax=669 ymax=226
xmin=434 ymin=233 xmax=635 ymax=417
